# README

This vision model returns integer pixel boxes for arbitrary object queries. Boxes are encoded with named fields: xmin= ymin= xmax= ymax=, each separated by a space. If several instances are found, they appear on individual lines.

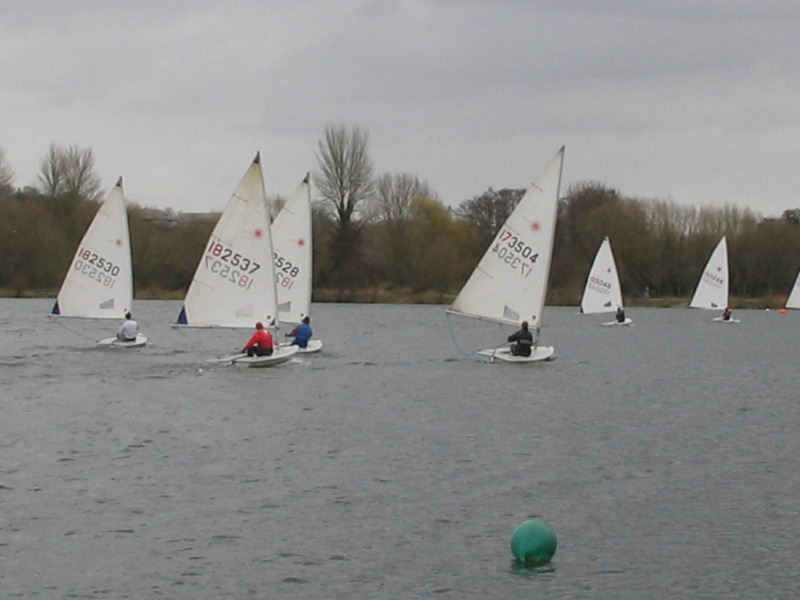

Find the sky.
xmin=2 ymin=1 xmax=799 ymax=216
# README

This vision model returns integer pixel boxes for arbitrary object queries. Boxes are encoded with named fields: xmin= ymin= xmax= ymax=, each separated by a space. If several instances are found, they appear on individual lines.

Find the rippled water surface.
xmin=1 ymin=299 xmax=799 ymax=598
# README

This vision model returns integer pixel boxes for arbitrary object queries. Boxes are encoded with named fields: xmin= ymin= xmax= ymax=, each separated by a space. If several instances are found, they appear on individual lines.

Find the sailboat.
xmin=784 ymin=269 xmax=800 ymax=310
xmin=174 ymin=153 xmax=298 ymax=367
xmin=580 ymin=236 xmax=632 ymax=326
xmin=271 ymin=174 xmax=322 ymax=353
xmin=689 ymin=236 xmax=739 ymax=323
xmin=447 ymin=147 xmax=564 ymax=362
xmin=50 ymin=178 xmax=146 ymax=347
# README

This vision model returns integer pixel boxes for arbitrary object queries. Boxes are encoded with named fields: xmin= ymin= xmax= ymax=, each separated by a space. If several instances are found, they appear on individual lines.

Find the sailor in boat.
xmin=616 ymin=306 xmax=626 ymax=323
xmin=286 ymin=316 xmax=312 ymax=349
xmin=242 ymin=322 xmax=274 ymax=357
xmin=722 ymin=306 xmax=732 ymax=321
xmin=116 ymin=312 xmax=139 ymax=342
xmin=507 ymin=321 xmax=533 ymax=357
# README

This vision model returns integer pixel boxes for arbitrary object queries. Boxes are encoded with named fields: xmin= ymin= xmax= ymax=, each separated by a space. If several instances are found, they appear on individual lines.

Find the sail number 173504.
xmin=491 ymin=228 xmax=539 ymax=277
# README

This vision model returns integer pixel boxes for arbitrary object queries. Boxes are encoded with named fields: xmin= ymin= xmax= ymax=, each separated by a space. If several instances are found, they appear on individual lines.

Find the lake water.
xmin=1 ymin=299 xmax=799 ymax=598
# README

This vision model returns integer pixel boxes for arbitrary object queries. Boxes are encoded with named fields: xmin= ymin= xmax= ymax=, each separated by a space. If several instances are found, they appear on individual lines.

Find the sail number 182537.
xmin=203 ymin=240 xmax=261 ymax=289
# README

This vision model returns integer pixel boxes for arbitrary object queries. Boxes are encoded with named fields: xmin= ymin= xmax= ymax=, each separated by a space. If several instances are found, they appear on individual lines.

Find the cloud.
xmin=1 ymin=1 xmax=799 ymax=216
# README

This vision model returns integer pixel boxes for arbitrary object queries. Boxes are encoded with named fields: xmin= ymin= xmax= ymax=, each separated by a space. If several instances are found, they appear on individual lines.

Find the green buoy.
xmin=510 ymin=519 xmax=557 ymax=565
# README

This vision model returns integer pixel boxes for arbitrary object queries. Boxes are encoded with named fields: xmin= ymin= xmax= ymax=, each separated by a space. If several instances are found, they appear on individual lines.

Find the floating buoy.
xmin=510 ymin=519 xmax=557 ymax=565
xmin=780 ymin=308 xmax=787 ymax=314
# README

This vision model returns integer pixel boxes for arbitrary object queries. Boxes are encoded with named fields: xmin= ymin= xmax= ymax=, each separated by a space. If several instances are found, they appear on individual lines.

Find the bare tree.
xmin=314 ymin=124 xmax=374 ymax=286
xmin=314 ymin=124 xmax=374 ymax=230
xmin=374 ymin=173 xmax=431 ymax=223
xmin=0 ymin=147 xmax=14 ymax=196
xmin=37 ymin=144 xmax=103 ymax=202
xmin=456 ymin=187 xmax=524 ymax=247
xmin=373 ymin=172 xmax=432 ymax=284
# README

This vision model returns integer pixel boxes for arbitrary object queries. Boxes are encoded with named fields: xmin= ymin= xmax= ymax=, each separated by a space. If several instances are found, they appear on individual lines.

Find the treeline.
xmin=2 ymin=137 xmax=800 ymax=305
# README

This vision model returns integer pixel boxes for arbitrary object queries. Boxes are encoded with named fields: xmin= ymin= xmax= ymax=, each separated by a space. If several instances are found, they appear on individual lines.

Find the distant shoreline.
xmin=2 ymin=288 xmax=787 ymax=309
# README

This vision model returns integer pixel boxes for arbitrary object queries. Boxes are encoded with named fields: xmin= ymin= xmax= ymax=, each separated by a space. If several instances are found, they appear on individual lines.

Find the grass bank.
xmin=1 ymin=287 xmax=789 ymax=309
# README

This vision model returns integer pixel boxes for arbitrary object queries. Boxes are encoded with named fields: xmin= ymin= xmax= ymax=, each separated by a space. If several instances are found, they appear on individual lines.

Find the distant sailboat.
xmin=580 ymin=237 xmax=632 ymax=326
xmin=51 ymin=178 xmax=146 ymax=347
xmin=690 ymin=236 xmax=739 ymax=323
xmin=447 ymin=147 xmax=564 ymax=362
xmin=785 ymin=269 xmax=800 ymax=310
xmin=174 ymin=153 xmax=297 ymax=367
xmin=271 ymin=174 xmax=322 ymax=353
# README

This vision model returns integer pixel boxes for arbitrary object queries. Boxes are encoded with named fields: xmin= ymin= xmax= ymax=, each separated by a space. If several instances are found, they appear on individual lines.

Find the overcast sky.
xmin=2 ymin=1 xmax=799 ymax=216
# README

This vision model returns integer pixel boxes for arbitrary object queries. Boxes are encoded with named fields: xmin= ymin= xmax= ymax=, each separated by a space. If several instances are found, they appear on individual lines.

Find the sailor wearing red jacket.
xmin=242 ymin=322 xmax=273 ymax=356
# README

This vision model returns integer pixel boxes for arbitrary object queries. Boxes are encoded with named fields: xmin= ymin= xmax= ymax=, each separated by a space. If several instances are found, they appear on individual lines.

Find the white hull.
xmin=477 ymin=345 xmax=555 ymax=363
xmin=713 ymin=316 xmax=740 ymax=324
xmin=97 ymin=333 xmax=147 ymax=348
xmin=234 ymin=345 xmax=299 ymax=368
xmin=601 ymin=318 xmax=633 ymax=327
xmin=279 ymin=339 xmax=323 ymax=353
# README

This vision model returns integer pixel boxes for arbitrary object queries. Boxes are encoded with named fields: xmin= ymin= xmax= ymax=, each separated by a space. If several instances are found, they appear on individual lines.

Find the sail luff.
xmin=532 ymin=146 xmax=564 ymax=324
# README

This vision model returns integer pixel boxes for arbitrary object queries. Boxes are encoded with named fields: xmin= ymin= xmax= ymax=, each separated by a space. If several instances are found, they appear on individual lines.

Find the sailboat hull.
xmin=712 ymin=317 xmax=740 ymax=324
xmin=97 ymin=334 xmax=148 ymax=348
xmin=477 ymin=345 xmax=555 ymax=363
xmin=279 ymin=339 xmax=323 ymax=353
xmin=601 ymin=318 xmax=633 ymax=327
xmin=234 ymin=345 xmax=299 ymax=368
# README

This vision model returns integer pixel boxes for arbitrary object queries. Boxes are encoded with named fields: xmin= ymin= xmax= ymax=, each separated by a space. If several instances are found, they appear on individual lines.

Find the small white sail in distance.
xmin=785 ymin=268 xmax=800 ymax=309
xmin=581 ymin=237 xmax=624 ymax=314
xmin=51 ymin=177 xmax=133 ymax=319
xmin=449 ymin=147 xmax=564 ymax=329
xmin=271 ymin=174 xmax=312 ymax=325
xmin=175 ymin=153 xmax=278 ymax=328
xmin=689 ymin=236 xmax=729 ymax=310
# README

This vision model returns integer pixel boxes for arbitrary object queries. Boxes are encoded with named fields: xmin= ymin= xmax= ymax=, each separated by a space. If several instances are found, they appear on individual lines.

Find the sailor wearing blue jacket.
xmin=287 ymin=316 xmax=312 ymax=348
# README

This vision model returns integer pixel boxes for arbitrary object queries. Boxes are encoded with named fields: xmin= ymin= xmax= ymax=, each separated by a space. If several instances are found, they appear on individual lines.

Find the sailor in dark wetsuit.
xmin=507 ymin=320 xmax=533 ymax=357
xmin=616 ymin=306 xmax=626 ymax=323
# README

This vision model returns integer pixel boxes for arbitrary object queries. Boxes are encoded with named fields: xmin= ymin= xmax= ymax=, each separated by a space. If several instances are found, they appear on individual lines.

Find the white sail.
xmin=450 ymin=147 xmax=564 ymax=329
xmin=785 ymin=269 xmax=800 ymax=309
xmin=51 ymin=178 xmax=133 ymax=319
xmin=271 ymin=174 xmax=312 ymax=325
xmin=581 ymin=237 xmax=624 ymax=314
xmin=689 ymin=236 xmax=729 ymax=310
xmin=176 ymin=153 xmax=279 ymax=328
